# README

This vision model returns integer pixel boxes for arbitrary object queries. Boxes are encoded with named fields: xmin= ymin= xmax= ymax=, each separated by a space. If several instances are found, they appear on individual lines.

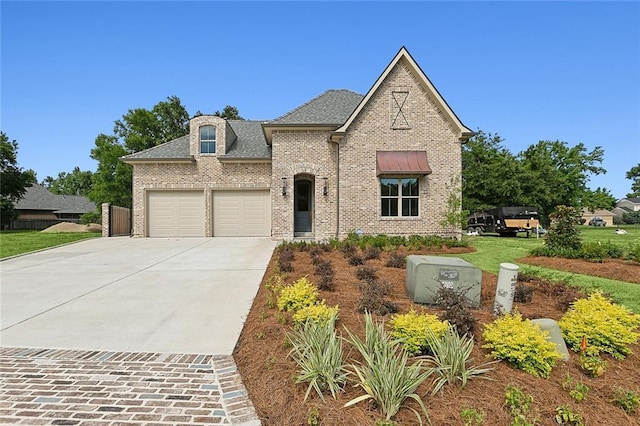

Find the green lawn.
xmin=0 ymin=231 xmax=101 ymax=259
xmin=450 ymin=225 xmax=640 ymax=313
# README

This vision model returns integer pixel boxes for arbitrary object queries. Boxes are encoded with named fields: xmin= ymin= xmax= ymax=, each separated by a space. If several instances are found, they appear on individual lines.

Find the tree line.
xmin=1 ymin=96 xmax=638 ymax=228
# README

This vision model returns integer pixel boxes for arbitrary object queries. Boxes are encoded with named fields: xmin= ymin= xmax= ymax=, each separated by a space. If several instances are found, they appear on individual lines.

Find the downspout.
xmin=336 ymin=140 xmax=340 ymax=239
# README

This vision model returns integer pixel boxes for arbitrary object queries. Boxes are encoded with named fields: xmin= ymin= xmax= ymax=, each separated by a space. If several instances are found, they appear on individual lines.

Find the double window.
xmin=380 ymin=177 xmax=419 ymax=217
xmin=199 ymin=126 xmax=216 ymax=154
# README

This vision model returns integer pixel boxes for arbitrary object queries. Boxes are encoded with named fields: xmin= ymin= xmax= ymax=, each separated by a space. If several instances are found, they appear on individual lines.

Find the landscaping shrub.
xmin=627 ymin=241 xmax=640 ymax=263
xmin=544 ymin=205 xmax=582 ymax=252
xmin=558 ymin=291 xmax=640 ymax=359
xmin=514 ymin=283 xmax=534 ymax=303
xmin=389 ymin=310 xmax=449 ymax=356
xmin=425 ymin=324 xmax=495 ymax=395
xmin=277 ymin=276 xmax=318 ymax=312
xmin=278 ymin=246 xmax=295 ymax=272
xmin=482 ymin=311 xmax=562 ymax=378
xmin=357 ymin=279 xmax=398 ymax=316
xmin=555 ymin=405 xmax=584 ymax=426
xmin=434 ymin=286 xmax=477 ymax=337
xmin=340 ymin=242 xmax=357 ymax=257
xmin=314 ymin=259 xmax=335 ymax=291
xmin=611 ymin=387 xmax=639 ymax=415
xmin=80 ymin=210 xmax=101 ymax=225
xmin=504 ymin=385 xmax=537 ymax=426
xmin=535 ymin=280 xmax=586 ymax=312
xmin=344 ymin=313 xmax=432 ymax=424
xmin=292 ymin=302 xmax=339 ymax=327
xmin=355 ymin=265 xmax=377 ymax=283
xmin=287 ymin=313 xmax=348 ymax=402
xmin=580 ymin=240 xmax=623 ymax=262
xmin=348 ymin=254 xmax=364 ymax=266
xmin=386 ymin=251 xmax=406 ymax=268
xmin=363 ymin=246 xmax=382 ymax=260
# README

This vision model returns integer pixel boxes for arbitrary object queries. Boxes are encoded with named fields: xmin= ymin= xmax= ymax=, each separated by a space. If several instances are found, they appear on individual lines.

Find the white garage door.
xmin=213 ymin=191 xmax=271 ymax=237
xmin=147 ymin=191 xmax=205 ymax=237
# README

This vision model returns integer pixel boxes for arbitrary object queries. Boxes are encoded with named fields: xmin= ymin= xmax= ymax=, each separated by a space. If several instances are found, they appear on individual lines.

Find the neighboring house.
xmin=581 ymin=209 xmax=614 ymax=227
xmin=11 ymin=184 xmax=96 ymax=229
xmin=612 ymin=197 xmax=640 ymax=222
xmin=121 ymin=47 xmax=474 ymax=240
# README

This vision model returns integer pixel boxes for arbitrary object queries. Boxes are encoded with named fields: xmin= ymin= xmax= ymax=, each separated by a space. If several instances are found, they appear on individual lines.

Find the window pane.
xmin=382 ymin=198 xmax=398 ymax=216
xmin=402 ymin=198 xmax=419 ymax=216
xmin=381 ymin=179 xmax=398 ymax=196
xmin=200 ymin=126 xmax=216 ymax=141
xmin=201 ymin=141 xmax=216 ymax=154
xmin=402 ymin=178 xmax=418 ymax=196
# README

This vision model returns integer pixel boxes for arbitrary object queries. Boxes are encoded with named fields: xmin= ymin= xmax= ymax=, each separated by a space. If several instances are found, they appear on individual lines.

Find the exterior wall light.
xmin=282 ymin=177 xmax=288 ymax=196
xmin=322 ymin=177 xmax=328 ymax=196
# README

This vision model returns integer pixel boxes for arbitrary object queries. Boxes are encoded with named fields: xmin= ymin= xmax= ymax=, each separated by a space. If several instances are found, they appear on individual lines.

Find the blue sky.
xmin=2 ymin=1 xmax=639 ymax=200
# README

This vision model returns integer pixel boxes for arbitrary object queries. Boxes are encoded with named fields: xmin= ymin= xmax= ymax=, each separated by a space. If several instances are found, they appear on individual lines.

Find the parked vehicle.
xmin=589 ymin=216 xmax=607 ymax=226
xmin=467 ymin=206 xmax=541 ymax=237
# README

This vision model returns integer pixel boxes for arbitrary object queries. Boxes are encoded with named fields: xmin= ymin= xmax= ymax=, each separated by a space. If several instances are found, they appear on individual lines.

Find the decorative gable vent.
xmin=391 ymin=89 xmax=410 ymax=129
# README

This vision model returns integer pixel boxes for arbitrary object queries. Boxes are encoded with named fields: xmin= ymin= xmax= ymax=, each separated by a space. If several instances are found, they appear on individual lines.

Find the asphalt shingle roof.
xmin=222 ymin=121 xmax=271 ymax=159
xmin=15 ymin=184 xmax=96 ymax=214
xmin=269 ymin=89 xmax=364 ymax=125
xmin=121 ymin=135 xmax=191 ymax=161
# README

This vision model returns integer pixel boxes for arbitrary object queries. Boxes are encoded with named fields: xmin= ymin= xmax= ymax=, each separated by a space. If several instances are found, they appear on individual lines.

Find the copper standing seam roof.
xmin=376 ymin=151 xmax=432 ymax=176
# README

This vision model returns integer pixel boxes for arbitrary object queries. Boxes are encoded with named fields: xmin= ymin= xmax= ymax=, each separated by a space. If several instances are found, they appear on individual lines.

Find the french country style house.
xmin=121 ymin=47 xmax=474 ymax=240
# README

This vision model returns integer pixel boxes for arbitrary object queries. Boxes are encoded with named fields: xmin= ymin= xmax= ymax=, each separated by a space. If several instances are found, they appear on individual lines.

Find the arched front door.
xmin=294 ymin=177 xmax=313 ymax=237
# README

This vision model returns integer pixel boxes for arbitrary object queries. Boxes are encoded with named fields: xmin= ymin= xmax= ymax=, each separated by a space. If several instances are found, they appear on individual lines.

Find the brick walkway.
xmin=0 ymin=348 xmax=260 ymax=425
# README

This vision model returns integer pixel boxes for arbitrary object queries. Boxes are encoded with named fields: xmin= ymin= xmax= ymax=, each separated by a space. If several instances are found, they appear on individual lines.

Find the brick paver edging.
xmin=0 ymin=347 xmax=260 ymax=425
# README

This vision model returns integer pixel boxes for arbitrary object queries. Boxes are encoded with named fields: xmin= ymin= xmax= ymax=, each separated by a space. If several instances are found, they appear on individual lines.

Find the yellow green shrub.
xmin=558 ymin=291 xmax=640 ymax=359
xmin=482 ymin=311 xmax=562 ymax=378
xmin=277 ymin=276 xmax=319 ymax=312
xmin=389 ymin=310 xmax=449 ymax=355
xmin=292 ymin=302 xmax=339 ymax=326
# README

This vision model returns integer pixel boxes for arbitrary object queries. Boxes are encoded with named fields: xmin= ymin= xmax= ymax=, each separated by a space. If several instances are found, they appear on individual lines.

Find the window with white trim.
xmin=199 ymin=125 xmax=216 ymax=154
xmin=380 ymin=177 xmax=419 ymax=217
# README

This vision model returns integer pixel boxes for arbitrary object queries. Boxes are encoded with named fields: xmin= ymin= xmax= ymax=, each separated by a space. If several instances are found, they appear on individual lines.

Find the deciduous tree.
xmin=626 ymin=163 xmax=640 ymax=198
xmin=0 ymin=132 xmax=36 ymax=227
xmin=42 ymin=166 xmax=93 ymax=196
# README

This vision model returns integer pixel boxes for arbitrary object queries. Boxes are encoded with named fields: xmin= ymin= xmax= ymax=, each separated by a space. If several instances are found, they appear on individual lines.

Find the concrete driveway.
xmin=0 ymin=237 xmax=276 ymax=355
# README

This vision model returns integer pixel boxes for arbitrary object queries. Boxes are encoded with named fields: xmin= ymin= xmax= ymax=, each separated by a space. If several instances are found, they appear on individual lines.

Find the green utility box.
xmin=405 ymin=256 xmax=482 ymax=308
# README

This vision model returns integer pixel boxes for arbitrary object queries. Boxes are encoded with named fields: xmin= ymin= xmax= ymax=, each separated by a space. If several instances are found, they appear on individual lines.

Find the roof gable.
xmin=332 ymin=46 xmax=474 ymax=142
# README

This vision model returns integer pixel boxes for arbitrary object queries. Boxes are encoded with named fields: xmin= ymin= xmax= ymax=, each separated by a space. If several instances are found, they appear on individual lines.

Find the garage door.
xmin=213 ymin=191 xmax=271 ymax=237
xmin=147 ymin=191 xmax=205 ymax=237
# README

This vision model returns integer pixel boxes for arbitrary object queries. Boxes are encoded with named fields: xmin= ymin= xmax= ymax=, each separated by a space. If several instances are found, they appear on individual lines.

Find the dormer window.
xmin=200 ymin=125 xmax=216 ymax=154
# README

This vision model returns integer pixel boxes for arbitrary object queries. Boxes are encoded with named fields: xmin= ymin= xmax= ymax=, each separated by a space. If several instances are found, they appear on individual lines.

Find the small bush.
xmin=80 ymin=210 xmax=101 ymax=225
xmin=355 ymin=265 xmax=378 ymax=282
xmin=482 ymin=311 xmax=562 ymax=378
xmin=580 ymin=241 xmax=623 ymax=262
xmin=555 ymin=405 xmax=584 ymax=426
xmin=545 ymin=205 xmax=582 ymax=252
xmin=535 ymin=280 xmax=586 ymax=312
xmin=562 ymin=376 xmax=589 ymax=402
xmin=348 ymin=254 xmax=364 ymax=266
xmin=627 ymin=241 xmax=640 ymax=263
xmin=578 ymin=353 xmax=607 ymax=377
xmin=293 ymin=302 xmax=339 ymax=327
xmin=279 ymin=246 xmax=295 ymax=272
xmin=314 ymin=259 xmax=335 ymax=291
xmin=363 ymin=246 xmax=382 ymax=260
xmin=504 ymin=385 xmax=537 ymax=426
xmin=460 ymin=407 xmax=485 ymax=426
xmin=612 ymin=387 xmax=639 ymax=415
xmin=357 ymin=279 xmax=398 ymax=316
xmin=277 ymin=276 xmax=318 ymax=312
xmin=389 ymin=310 xmax=449 ymax=356
xmin=340 ymin=242 xmax=357 ymax=257
xmin=386 ymin=251 xmax=406 ymax=268
xmin=514 ymin=283 xmax=534 ymax=303
xmin=558 ymin=291 xmax=640 ymax=359
xmin=434 ymin=286 xmax=477 ymax=337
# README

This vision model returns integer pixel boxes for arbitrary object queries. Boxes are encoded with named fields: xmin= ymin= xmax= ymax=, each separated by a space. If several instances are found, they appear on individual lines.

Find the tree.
xmin=42 ymin=166 xmax=93 ymax=196
xmin=89 ymin=96 xmax=189 ymax=207
xmin=0 ymin=131 xmax=36 ymax=228
xmin=626 ymin=163 xmax=640 ymax=198
xmin=214 ymin=105 xmax=243 ymax=120
xmin=461 ymin=130 xmax=522 ymax=213
xmin=580 ymin=187 xmax=616 ymax=212
xmin=516 ymin=141 xmax=605 ymax=219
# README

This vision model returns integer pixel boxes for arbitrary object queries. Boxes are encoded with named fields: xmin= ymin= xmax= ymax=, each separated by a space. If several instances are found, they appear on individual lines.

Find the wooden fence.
xmin=9 ymin=219 xmax=79 ymax=231
xmin=104 ymin=204 xmax=131 ymax=237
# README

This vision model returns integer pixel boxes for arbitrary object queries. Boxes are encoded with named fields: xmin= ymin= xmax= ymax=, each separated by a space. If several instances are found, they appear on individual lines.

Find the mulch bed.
xmin=518 ymin=255 xmax=640 ymax=284
xmin=234 ymin=246 xmax=640 ymax=425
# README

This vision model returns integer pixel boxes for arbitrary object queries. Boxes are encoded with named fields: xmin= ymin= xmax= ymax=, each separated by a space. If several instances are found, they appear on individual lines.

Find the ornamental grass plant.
xmin=344 ymin=312 xmax=432 ymax=425
xmin=287 ymin=313 xmax=348 ymax=402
